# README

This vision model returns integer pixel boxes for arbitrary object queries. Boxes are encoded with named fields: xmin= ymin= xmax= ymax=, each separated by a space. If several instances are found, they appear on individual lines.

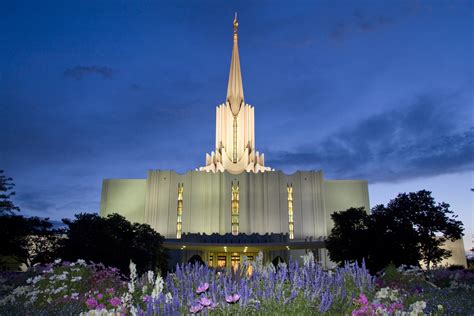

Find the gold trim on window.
xmin=231 ymin=181 xmax=239 ymax=235
xmin=176 ymin=183 xmax=184 ymax=239
xmin=287 ymin=184 xmax=294 ymax=240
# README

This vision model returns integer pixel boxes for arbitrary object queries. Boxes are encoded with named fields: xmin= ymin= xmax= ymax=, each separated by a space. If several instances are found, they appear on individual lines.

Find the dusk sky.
xmin=1 ymin=1 xmax=473 ymax=251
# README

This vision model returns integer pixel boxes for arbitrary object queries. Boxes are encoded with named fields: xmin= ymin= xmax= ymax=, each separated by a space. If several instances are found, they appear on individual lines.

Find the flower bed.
xmin=0 ymin=253 xmax=473 ymax=315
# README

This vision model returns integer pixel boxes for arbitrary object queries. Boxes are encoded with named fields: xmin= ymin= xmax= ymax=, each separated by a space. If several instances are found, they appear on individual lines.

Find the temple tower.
xmin=199 ymin=14 xmax=272 ymax=174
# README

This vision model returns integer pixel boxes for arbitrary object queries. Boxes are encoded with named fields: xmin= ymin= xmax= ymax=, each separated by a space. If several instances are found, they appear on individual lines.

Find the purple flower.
xmin=85 ymin=297 xmax=98 ymax=309
xmin=142 ymin=295 xmax=151 ymax=303
xmin=190 ymin=304 xmax=203 ymax=314
xmin=225 ymin=294 xmax=240 ymax=304
xmin=96 ymin=303 xmax=106 ymax=310
xmin=109 ymin=297 xmax=122 ymax=307
xmin=199 ymin=297 xmax=212 ymax=307
xmin=196 ymin=282 xmax=209 ymax=294
xmin=96 ymin=293 xmax=104 ymax=300
xmin=355 ymin=293 xmax=368 ymax=306
xmin=105 ymin=288 xmax=115 ymax=295
xmin=352 ymin=305 xmax=371 ymax=316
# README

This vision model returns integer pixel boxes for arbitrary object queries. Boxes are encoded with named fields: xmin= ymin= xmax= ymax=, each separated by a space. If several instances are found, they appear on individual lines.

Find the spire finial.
xmin=233 ymin=12 xmax=238 ymax=40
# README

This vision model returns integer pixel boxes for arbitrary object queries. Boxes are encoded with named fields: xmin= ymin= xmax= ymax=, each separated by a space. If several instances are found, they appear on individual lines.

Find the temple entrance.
xmin=206 ymin=252 xmax=256 ymax=269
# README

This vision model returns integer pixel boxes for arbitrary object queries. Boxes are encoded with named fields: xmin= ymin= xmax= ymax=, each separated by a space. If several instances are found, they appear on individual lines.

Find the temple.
xmin=99 ymin=16 xmax=371 ymax=269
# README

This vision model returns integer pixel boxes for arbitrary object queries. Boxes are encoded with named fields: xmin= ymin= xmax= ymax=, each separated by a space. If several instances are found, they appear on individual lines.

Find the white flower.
xmin=151 ymin=275 xmax=164 ymax=299
xmin=32 ymin=275 xmax=43 ymax=284
xmin=12 ymin=286 xmax=30 ymax=296
xmin=147 ymin=270 xmax=154 ymax=284
xmin=0 ymin=294 xmax=16 ymax=306
xmin=409 ymin=300 xmax=427 ymax=315
xmin=71 ymin=276 xmax=82 ymax=282
xmin=301 ymin=251 xmax=315 ymax=268
xmin=128 ymin=261 xmax=137 ymax=294
xmin=165 ymin=292 xmax=173 ymax=303
xmin=437 ymin=305 xmax=443 ymax=310
xmin=57 ymin=274 xmax=67 ymax=281
xmin=26 ymin=278 xmax=32 ymax=284
xmin=54 ymin=258 xmax=62 ymax=264
xmin=46 ymin=297 xmax=52 ymax=304
xmin=77 ymin=259 xmax=86 ymax=266
xmin=71 ymin=292 xmax=79 ymax=300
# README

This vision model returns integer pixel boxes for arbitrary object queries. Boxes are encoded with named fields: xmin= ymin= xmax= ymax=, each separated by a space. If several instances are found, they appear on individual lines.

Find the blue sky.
xmin=1 ymin=1 xmax=473 ymax=251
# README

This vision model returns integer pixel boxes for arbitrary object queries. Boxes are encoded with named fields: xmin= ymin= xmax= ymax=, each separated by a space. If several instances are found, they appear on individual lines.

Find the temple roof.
xmin=226 ymin=13 xmax=244 ymax=115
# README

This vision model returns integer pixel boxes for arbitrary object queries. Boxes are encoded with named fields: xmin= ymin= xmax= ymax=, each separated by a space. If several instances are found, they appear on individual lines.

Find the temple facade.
xmin=99 ymin=16 xmax=370 ymax=269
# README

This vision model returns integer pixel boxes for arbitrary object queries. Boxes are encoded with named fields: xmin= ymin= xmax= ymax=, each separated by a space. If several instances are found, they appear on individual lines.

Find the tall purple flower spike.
xmin=196 ymin=282 xmax=209 ymax=294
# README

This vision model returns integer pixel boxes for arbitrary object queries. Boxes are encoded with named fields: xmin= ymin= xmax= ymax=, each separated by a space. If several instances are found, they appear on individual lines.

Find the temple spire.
xmin=227 ymin=13 xmax=244 ymax=115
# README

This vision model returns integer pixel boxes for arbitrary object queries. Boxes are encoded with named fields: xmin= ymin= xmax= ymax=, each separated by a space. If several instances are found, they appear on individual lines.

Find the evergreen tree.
xmin=0 ymin=170 xmax=20 ymax=215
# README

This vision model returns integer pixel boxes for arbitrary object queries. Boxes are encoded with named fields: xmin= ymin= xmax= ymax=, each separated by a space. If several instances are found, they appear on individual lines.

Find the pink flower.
xmin=352 ymin=305 xmax=374 ymax=316
xmin=196 ymin=283 xmax=209 ymax=294
xmin=96 ymin=293 xmax=104 ymax=300
xmin=199 ymin=297 xmax=212 ymax=307
xmin=225 ymin=294 xmax=240 ymax=304
xmin=143 ymin=295 xmax=151 ymax=303
xmin=355 ymin=293 xmax=368 ymax=306
xmin=388 ymin=302 xmax=404 ymax=312
xmin=190 ymin=304 xmax=203 ymax=314
xmin=85 ymin=297 xmax=98 ymax=309
xmin=109 ymin=297 xmax=122 ymax=307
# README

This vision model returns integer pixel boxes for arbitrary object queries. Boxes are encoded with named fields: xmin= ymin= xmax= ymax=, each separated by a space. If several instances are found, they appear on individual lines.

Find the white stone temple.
xmin=100 ymin=16 xmax=371 ymax=269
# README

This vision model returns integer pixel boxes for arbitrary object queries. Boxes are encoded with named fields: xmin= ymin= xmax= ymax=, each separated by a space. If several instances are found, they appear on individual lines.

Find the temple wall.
xmin=99 ymin=172 xmax=370 ymax=241
xmin=100 ymin=179 xmax=146 ymax=224
xmin=323 ymin=180 xmax=370 ymax=232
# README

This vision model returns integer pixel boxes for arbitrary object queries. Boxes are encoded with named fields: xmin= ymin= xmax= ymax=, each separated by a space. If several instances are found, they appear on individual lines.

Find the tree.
xmin=0 ymin=215 xmax=57 ymax=270
xmin=326 ymin=190 xmax=464 ymax=272
xmin=378 ymin=190 xmax=464 ymax=269
xmin=0 ymin=170 xmax=20 ymax=215
xmin=326 ymin=207 xmax=370 ymax=265
xmin=57 ymin=213 xmax=168 ymax=274
xmin=368 ymin=204 xmax=421 ymax=271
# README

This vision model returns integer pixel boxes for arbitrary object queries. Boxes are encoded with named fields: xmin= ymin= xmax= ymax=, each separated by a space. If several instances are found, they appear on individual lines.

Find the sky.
xmin=1 ymin=1 xmax=473 ymax=252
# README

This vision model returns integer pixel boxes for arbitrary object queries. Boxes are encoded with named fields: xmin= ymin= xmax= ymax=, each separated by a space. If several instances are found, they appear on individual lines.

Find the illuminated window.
xmin=287 ymin=184 xmax=294 ymax=239
xmin=231 ymin=181 xmax=239 ymax=235
xmin=176 ymin=183 xmax=184 ymax=239
xmin=218 ymin=255 xmax=227 ymax=268
xmin=232 ymin=116 xmax=238 ymax=162
xmin=231 ymin=253 xmax=240 ymax=272
xmin=208 ymin=254 xmax=214 ymax=267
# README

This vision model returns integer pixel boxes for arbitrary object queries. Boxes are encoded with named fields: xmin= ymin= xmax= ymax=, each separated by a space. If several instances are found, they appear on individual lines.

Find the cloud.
xmin=268 ymin=95 xmax=474 ymax=183
xmin=353 ymin=11 xmax=394 ymax=32
xmin=329 ymin=11 xmax=394 ymax=41
xmin=64 ymin=65 xmax=114 ymax=80
xmin=329 ymin=22 xmax=347 ymax=40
